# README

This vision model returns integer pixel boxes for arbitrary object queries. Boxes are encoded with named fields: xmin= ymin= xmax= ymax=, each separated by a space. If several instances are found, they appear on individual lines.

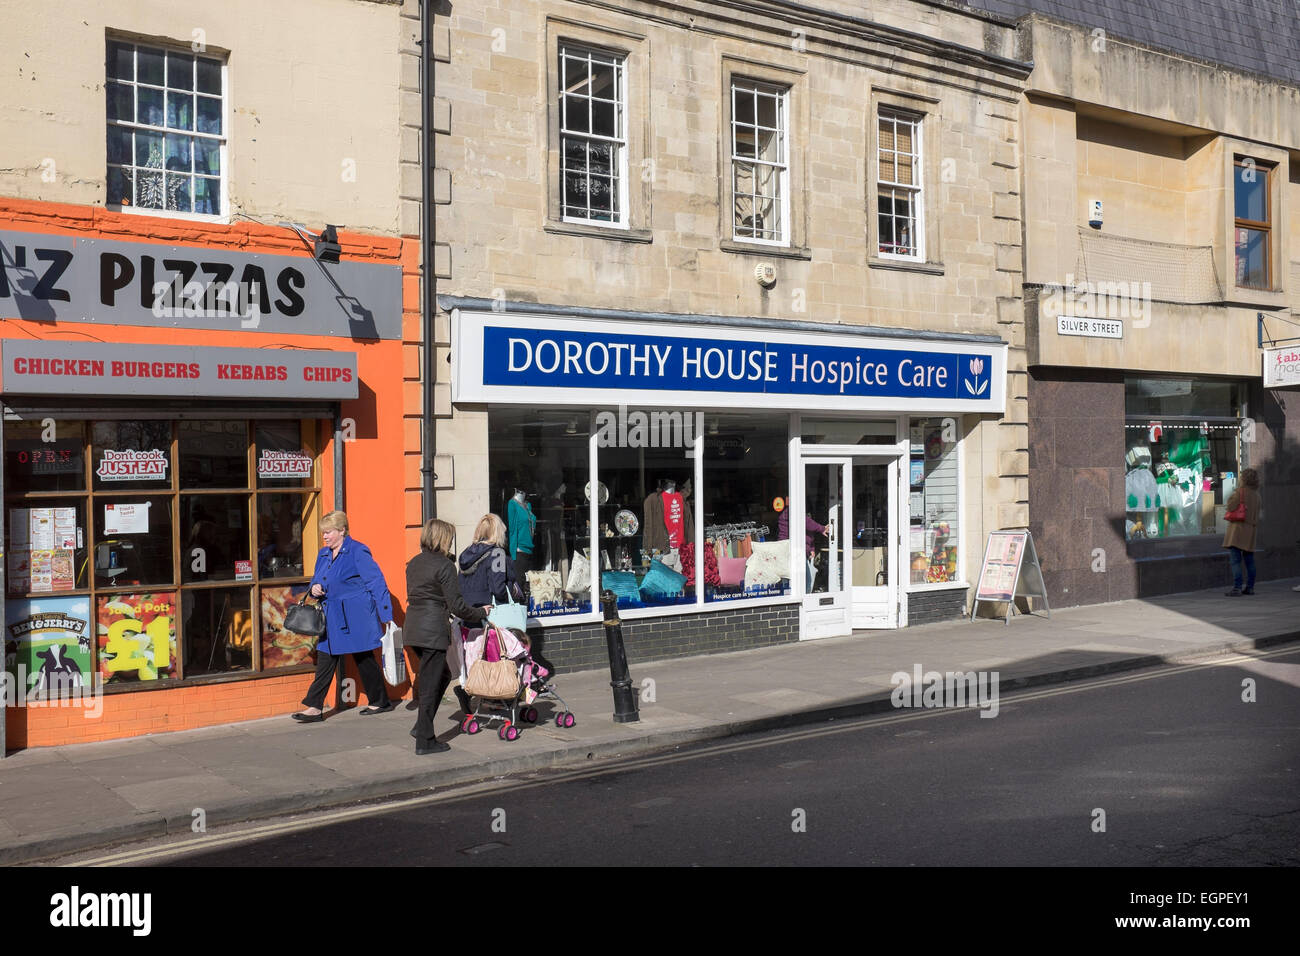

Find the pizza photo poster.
xmin=260 ymin=584 xmax=315 ymax=668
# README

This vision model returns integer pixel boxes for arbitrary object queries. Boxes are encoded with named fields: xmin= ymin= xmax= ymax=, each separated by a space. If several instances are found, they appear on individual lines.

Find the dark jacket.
xmin=309 ymin=537 xmax=392 ymax=655
xmin=458 ymin=542 xmax=519 ymax=606
xmin=405 ymin=549 xmax=486 ymax=650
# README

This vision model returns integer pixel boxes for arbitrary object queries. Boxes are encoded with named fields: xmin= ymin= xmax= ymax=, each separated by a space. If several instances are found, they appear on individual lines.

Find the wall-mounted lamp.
xmin=278 ymin=222 xmax=342 ymax=262
xmin=313 ymin=225 xmax=341 ymax=262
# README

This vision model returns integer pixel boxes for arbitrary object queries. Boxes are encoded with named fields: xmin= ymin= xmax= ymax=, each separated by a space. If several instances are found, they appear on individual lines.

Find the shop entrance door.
xmin=801 ymin=458 xmax=852 ymax=639
xmin=848 ymin=455 xmax=899 ymax=629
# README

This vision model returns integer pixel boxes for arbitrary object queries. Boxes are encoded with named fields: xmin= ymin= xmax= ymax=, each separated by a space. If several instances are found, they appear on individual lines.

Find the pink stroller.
xmin=457 ymin=623 xmax=575 ymax=740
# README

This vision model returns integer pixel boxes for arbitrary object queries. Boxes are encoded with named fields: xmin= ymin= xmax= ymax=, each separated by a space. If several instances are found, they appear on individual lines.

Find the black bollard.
xmin=601 ymin=590 xmax=640 ymax=723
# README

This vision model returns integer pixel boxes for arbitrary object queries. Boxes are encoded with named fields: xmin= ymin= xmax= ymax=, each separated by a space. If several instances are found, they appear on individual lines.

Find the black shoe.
xmin=1225 ymin=588 xmax=1242 ymax=596
xmin=415 ymin=741 xmax=451 ymax=755
xmin=1242 ymin=587 xmax=1255 ymax=595
xmin=360 ymin=700 xmax=397 ymax=715
xmin=291 ymin=711 xmax=325 ymax=723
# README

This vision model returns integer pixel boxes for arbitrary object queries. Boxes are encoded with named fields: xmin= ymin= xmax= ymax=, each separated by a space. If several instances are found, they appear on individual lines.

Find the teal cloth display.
xmin=640 ymin=559 xmax=687 ymax=598
xmin=507 ymin=497 xmax=535 ymax=559
xmin=601 ymin=570 xmax=641 ymax=600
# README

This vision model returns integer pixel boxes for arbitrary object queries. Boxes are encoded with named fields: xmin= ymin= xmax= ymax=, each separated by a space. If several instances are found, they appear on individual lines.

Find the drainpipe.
xmin=419 ymin=0 xmax=437 ymax=521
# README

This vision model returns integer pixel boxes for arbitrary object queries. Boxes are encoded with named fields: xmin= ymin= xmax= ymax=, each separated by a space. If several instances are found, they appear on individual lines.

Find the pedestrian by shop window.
xmin=106 ymin=39 xmax=225 ymax=217
xmin=559 ymin=45 xmax=627 ymax=225
xmin=2 ymin=418 xmax=322 ymax=694
xmin=877 ymin=109 xmax=923 ymax=259
xmin=731 ymin=79 xmax=789 ymax=244
xmin=1123 ymin=379 xmax=1244 ymax=542
xmin=1233 ymin=157 xmax=1272 ymax=290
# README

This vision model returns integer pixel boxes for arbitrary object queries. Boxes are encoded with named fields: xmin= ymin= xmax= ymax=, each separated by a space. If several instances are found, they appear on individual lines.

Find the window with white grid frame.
xmin=731 ymin=81 xmax=787 ymax=243
xmin=560 ymin=45 xmax=626 ymax=224
xmin=877 ymin=109 xmax=923 ymax=258
xmin=106 ymin=39 xmax=225 ymax=216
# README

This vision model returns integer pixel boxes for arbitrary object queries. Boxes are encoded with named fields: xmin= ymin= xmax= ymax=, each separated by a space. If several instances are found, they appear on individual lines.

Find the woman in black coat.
xmin=405 ymin=518 xmax=488 ymax=755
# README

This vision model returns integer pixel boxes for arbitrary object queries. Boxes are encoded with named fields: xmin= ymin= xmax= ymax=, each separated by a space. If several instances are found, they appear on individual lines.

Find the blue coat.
xmin=309 ymin=537 xmax=393 ymax=655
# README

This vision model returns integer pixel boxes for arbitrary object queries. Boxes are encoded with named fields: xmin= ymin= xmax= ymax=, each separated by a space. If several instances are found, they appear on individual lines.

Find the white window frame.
xmin=730 ymin=79 xmax=790 ymax=246
xmin=876 ymin=108 xmax=924 ymax=261
xmin=105 ymin=38 xmax=228 ymax=222
xmin=559 ymin=44 xmax=629 ymax=228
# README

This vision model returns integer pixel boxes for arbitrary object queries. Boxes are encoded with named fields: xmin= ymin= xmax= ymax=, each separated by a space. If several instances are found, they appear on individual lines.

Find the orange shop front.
xmin=0 ymin=216 xmax=418 ymax=752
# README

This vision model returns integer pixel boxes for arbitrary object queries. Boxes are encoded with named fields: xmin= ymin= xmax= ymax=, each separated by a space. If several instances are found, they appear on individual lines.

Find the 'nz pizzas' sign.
xmin=0 ymin=229 xmax=402 ymax=339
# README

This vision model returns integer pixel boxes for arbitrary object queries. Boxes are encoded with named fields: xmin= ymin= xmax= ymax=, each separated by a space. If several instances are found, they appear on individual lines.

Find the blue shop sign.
xmin=483 ymin=326 xmax=995 ymax=401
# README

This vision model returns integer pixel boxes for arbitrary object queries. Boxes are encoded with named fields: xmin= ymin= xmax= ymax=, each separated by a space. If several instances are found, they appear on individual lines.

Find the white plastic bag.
xmin=381 ymin=621 xmax=406 ymax=685
xmin=566 ymin=549 xmax=591 ymax=594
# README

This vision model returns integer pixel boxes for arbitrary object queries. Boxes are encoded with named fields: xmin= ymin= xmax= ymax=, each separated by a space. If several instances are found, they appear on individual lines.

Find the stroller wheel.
xmin=465 ymin=718 xmax=480 ymax=735
xmin=504 ymin=725 xmax=520 ymax=741
xmin=564 ymin=712 xmax=576 ymax=728
xmin=555 ymin=712 xmax=566 ymax=728
xmin=523 ymin=707 xmax=538 ymax=723
xmin=497 ymin=719 xmax=512 ymax=740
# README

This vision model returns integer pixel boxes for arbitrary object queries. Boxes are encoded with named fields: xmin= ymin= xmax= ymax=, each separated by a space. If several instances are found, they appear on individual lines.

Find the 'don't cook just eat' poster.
xmin=97 ymin=592 xmax=177 ymax=682
xmin=4 ymin=596 xmax=93 ymax=697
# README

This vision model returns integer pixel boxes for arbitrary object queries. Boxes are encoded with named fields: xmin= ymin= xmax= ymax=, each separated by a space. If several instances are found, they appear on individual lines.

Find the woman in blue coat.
xmin=292 ymin=510 xmax=396 ymax=722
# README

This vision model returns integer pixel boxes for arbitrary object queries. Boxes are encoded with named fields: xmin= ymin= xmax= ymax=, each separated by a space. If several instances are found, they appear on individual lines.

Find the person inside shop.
xmin=407 ymin=518 xmax=490 ymax=755
xmin=292 ymin=510 xmax=396 ymax=723
xmin=777 ymin=501 xmax=827 ymax=591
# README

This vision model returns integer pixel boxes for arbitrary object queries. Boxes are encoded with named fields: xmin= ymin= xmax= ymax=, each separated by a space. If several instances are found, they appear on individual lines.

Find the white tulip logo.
xmin=965 ymin=357 xmax=988 ymax=397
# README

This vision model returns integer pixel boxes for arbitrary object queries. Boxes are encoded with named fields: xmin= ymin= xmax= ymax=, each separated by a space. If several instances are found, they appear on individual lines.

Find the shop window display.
xmin=487 ymin=409 xmax=592 ymax=617
xmin=597 ymin=411 xmax=697 ymax=609
xmin=703 ymin=414 xmax=789 ymax=602
xmin=1124 ymin=379 xmax=1242 ymax=541
xmin=908 ymin=418 xmax=959 ymax=584
xmin=4 ymin=417 xmax=320 ymax=690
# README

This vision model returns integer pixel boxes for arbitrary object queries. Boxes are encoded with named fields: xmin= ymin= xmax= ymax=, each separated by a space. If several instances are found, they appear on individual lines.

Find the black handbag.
xmin=283 ymin=597 xmax=326 ymax=637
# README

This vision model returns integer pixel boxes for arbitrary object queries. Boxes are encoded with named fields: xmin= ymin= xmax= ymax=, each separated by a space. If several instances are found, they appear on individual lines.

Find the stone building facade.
xmin=427 ymin=0 xmax=1034 ymax=665
xmin=962 ymin=1 xmax=1300 ymax=606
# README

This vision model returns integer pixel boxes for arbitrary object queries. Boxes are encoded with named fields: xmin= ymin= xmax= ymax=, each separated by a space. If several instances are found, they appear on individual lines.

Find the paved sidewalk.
xmin=2 ymin=581 xmax=1298 ymax=864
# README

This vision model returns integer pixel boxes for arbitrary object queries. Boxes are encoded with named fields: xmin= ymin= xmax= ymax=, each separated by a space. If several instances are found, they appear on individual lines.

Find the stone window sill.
xmin=868 ymin=257 xmax=945 ymax=276
xmin=720 ymin=239 xmax=812 ymax=260
xmin=544 ymin=220 xmax=652 ymax=243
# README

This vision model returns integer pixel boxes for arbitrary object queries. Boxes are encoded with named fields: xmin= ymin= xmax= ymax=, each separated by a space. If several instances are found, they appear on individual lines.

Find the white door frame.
xmin=799 ymin=456 xmax=853 ymax=640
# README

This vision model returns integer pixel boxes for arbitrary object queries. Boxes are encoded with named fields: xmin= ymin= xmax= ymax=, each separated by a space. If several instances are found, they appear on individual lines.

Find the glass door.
xmin=801 ymin=458 xmax=851 ymax=639
xmin=850 ymin=456 xmax=898 ymax=628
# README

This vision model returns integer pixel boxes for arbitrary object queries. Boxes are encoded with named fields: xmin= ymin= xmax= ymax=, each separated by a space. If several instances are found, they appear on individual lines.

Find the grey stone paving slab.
xmin=56 ymin=738 xmax=166 ymax=765
xmin=113 ymin=773 xmax=249 ymax=813
xmin=75 ymin=750 xmax=204 ymax=789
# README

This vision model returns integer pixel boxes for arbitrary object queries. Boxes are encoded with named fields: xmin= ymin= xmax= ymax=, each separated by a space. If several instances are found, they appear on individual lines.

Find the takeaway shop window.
xmin=1124 ymin=379 xmax=1243 ymax=541
xmin=180 ymin=421 xmax=248 ymax=489
xmin=180 ymin=494 xmax=252 ymax=584
xmin=94 ymin=495 xmax=175 ymax=589
xmin=182 ymin=586 xmax=253 ymax=677
xmin=4 ymin=421 xmax=86 ymax=494
xmin=702 ymin=414 xmax=790 ymax=602
xmin=92 ymin=421 xmax=172 ymax=492
xmin=6 ymin=500 xmax=90 ymax=594
xmin=598 ymin=410 xmax=698 ymax=609
xmin=486 ymin=409 xmax=592 ymax=617
xmin=257 ymin=493 xmax=313 ymax=579
xmin=255 ymin=422 xmax=316 ymax=489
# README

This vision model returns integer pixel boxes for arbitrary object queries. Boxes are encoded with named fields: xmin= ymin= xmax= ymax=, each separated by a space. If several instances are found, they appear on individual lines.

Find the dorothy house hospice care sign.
xmin=451 ymin=311 xmax=1008 ymax=413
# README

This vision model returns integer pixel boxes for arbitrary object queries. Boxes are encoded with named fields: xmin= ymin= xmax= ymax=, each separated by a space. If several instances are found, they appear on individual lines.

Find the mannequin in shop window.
xmin=643 ymin=478 xmax=694 ymax=554
xmin=507 ymin=488 xmax=536 ymax=574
